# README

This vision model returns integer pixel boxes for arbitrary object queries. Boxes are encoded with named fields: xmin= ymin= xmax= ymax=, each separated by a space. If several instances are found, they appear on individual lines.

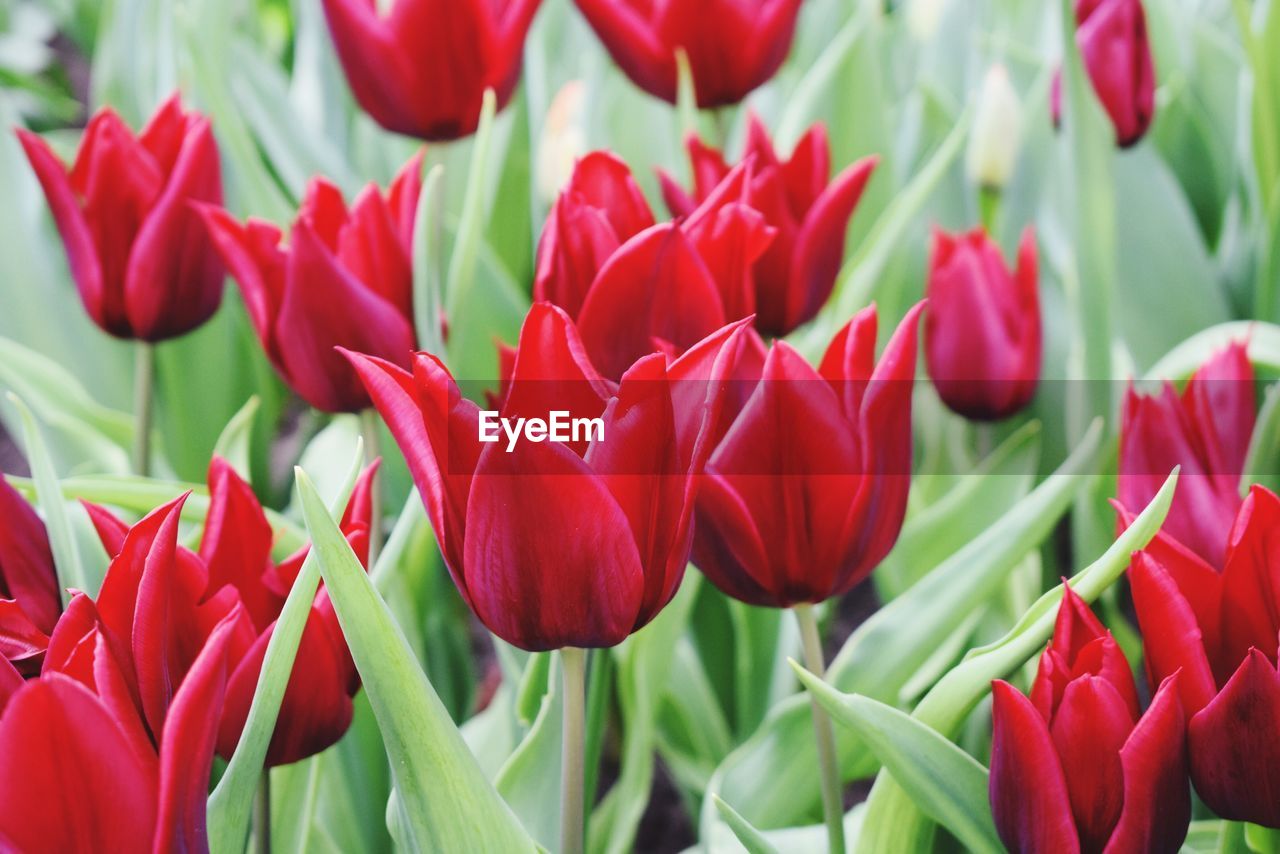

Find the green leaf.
xmin=1243 ymin=383 xmax=1280 ymax=496
xmin=211 ymin=396 xmax=260 ymax=481
xmin=294 ymin=467 xmax=537 ymax=852
xmin=445 ymin=88 xmax=498 ymax=324
xmin=713 ymin=796 xmax=781 ymax=854
xmin=1145 ymin=321 xmax=1280 ymax=380
xmin=855 ymin=468 xmax=1179 ymax=852
xmin=5 ymin=393 xmax=92 ymax=601
xmin=701 ymin=420 xmax=1102 ymax=836
xmin=206 ymin=439 xmax=365 ymax=854
xmin=412 ymin=164 xmax=448 ymax=358
xmin=790 ymin=679 xmax=1001 ymax=854
xmin=495 ymin=654 xmax=564 ymax=851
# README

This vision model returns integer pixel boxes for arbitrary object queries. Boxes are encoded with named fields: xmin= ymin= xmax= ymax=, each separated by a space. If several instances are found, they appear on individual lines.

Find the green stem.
xmin=254 ymin=769 xmax=271 ymax=854
xmin=794 ymin=604 xmax=845 ymax=854
xmin=560 ymin=647 xmax=587 ymax=854
xmin=359 ymin=408 xmax=383 ymax=568
xmin=132 ymin=342 xmax=155 ymax=477
xmin=978 ymin=185 xmax=1000 ymax=236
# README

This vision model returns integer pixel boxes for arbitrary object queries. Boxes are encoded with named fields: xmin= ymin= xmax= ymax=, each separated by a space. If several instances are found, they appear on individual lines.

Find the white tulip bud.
xmin=536 ymin=81 xmax=588 ymax=203
xmin=907 ymin=0 xmax=951 ymax=42
xmin=966 ymin=64 xmax=1023 ymax=192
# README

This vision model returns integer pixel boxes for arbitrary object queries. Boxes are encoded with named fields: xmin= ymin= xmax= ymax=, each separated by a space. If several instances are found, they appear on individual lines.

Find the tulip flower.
xmin=691 ymin=303 xmax=923 ymax=607
xmin=16 ymin=94 xmax=225 ymax=341
xmin=989 ymin=587 xmax=1189 ymax=853
xmin=345 ymin=303 xmax=750 ymax=651
xmin=573 ymin=0 xmax=803 ymax=108
xmin=966 ymin=64 xmax=1023 ymax=192
xmin=1118 ymin=341 xmax=1254 ymax=567
xmin=1052 ymin=0 xmax=1156 ymax=148
xmin=923 ymin=226 xmax=1041 ymax=421
xmin=0 ymin=477 xmax=61 ymax=675
xmin=73 ymin=457 xmax=376 ymax=766
xmin=658 ymin=117 xmax=877 ymax=336
xmin=533 ymin=151 xmax=655 ymax=319
xmin=536 ymin=155 xmax=772 ymax=380
xmin=1120 ymin=485 xmax=1280 ymax=827
xmin=202 ymin=154 xmax=423 ymax=413
xmin=0 ymin=610 xmax=239 ymax=853
xmin=320 ymin=0 xmax=542 ymax=140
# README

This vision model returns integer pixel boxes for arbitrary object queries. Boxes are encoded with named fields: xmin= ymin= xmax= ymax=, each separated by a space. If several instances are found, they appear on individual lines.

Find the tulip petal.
xmin=1050 ymin=676 xmax=1133 ymax=852
xmin=0 ymin=599 xmax=49 ymax=675
xmin=464 ymin=441 xmax=645 ymax=650
xmin=200 ymin=458 xmax=281 ymax=630
xmin=0 ymin=657 xmax=19 ymax=714
xmin=0 ymin=476 xmax=60 ymax=634
xmin=1217 ymin=486 xmax=1280 ymax=669
xmin=1188 ymin=649 xmax=1280 ymax=827
xmin=573 ymin=0 xmax=675 ymax=102
xmin=989 ymin=680 xmax=1081 ymax=854
xmin=1104 ymin=675 xmax=1189 ymax=854
xmin=0 ymin=675 xmax=158 ymax=853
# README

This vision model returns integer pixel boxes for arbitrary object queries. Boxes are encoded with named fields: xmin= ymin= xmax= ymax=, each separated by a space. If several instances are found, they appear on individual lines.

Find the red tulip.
xmin=923 ymin=226 xmax=1041 ymax=421
xmin=691 ymin=303 xmax=922 ymax=607
xmin=1052 ymin=0 xmax=1156 ymax=148
xmin=0 ymin=477 xmax=61 ymax=676
xmin=0 ymin=610 xmax=238 ymax=853
xmin=16 ymin=94 xmax=225 ymax=341
xmin=573 ymin=0 xmax=802 ymax=108
xmin=73 ymin=456 xmax=376 ymax=767
xmin=658 ymin=117 xmax=877 ymax=336
xmin=989 ymin=587 xmax=1189 ymax=854
xmin=533 ymin=151 xmax=655 ymax=318
xmin=537 ymin=155 xmax=773 ymax=380
xmin=1118 ymin=341 xmax=1254 ymax=567
xmin=1120 ymin=485 xmax=1280 ymax=827
xmin=201 ymin=154 xmax=423 ymax=413
xmin=321 ymin=0 xmax=542 ymax=140
xmin=344 ymin=303 xmax=751 ymax=650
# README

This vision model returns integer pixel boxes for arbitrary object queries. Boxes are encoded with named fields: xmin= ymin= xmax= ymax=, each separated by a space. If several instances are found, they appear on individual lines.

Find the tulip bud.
xmin=907 ymin=0 xmax=951 ymax=42
xmin=17 ymin=94 xmax=225 ymax=342
xmin=536 ymin=81 xmax=589 ymax=204
xmin=966 ymin=64 xmax=1022 ymax=192
xmin=573 ymin=0 xmax=803 ymax=107
xmin=321 ymin=0 xmax=542 ymax=140
xmin=990 ymin=587 xmax=1190 ymax=853
xmin=691 ymin=303 xmax=923 ymax=607
xmin=202 ymin=153 xmax=424 ymax=413
xmin=1052 ymin=0 xmax=1156 ymax=148
xmin=1118 ymin=340 xmax=1254 ymax=566
xmin=924 ymin=226 xmax=1041 ymax=421
xmin=0 ymin=477 xmax=60 ymax=676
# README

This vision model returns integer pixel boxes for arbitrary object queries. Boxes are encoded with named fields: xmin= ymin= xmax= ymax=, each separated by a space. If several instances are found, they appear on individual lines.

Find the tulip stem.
xmin=560 ymin=646 xmax=587 ymax=854
xmin=794 ymin=604 xmax=846 ymax=854
xmin=254 ymin=770 xmax=271 ymax=854
xmin=132 ymin=342 xmax=155 ymax=477
xmin=359 ymin=408 xmax=383 ymax=567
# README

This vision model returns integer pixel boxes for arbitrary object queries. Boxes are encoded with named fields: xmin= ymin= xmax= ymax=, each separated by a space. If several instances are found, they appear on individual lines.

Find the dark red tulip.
xmin=202 ymin=154 xmax=423 ymax=413
xmin=1052 ymin=0 xmax=1156 ymax=148
xmin=923 ymin=226 xmax=1041 ymax=421
xmin=659 ymin=117 xmax=877 ymax=336
xmin=1118 ymin=341 xmax=1254 ymax=567
xmin=16 ymin=94 xmax=225 ymax=341
xmin=73 ymin=457 xmax=376 ymax=767
xmin=0 ymin=608 xmax=238 ymax=854
xmin=321 ymin=0 xmax=542 ymax=140
xmin=0 ymin=477 xmax=61 ymax=675
xmin=345 ymin=303 xmax=751 ymax=651
xmin=989 ymin=587 xmax=1189 ymax=854
xmin=1120 ymin=485 xmax=1280 ymax=827
xmin=573 ymin=0 xmax=802 ymax=108
xmin=691 ymin=303 xmax=922 ymax=607
xmin=537 ymin=155 xmax=772 ymax=380
xmin=533 ymin=151 xmax=655 ymax=318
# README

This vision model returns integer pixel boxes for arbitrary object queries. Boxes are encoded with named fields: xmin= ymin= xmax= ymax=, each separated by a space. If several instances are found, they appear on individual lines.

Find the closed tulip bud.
xmin=692 ymin=303 xmax=923 ymax=607
xmin=0 ymin=610 xmax=239 ymax=852
xmin=966 ymin=64 xmax=1023 ymax=191
xmin=344 ymin=304 xmax=752 ymax=651
xmin=573 ymin=0 xmax=802 ymax=108
xmin=201 ymin=153 xmax=424 ymax=413
xmin=990 ymin=587 xmax=1190 ymax=853
xmin=321 ymin=0 xmax=542 ymax=140
xmin=16 ymin=94 xmax=225 ymax=341
xmin=0 ymin=477 xmax=60 ymax=677
xmin=1119 ymin=485 xmax=1280 ymax=828
xmin=924 ymin=226 xmax=1040 ymax=421
xmin=1052 ymin=0 xmax=1156 ymax=148
xmin=536 ymin=81 xmax=589 ymax=203
xmin=1118 ymin=341 xmax=1254 ymax=567
xmin=658 ymin=115 xmax=877 ymax=337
